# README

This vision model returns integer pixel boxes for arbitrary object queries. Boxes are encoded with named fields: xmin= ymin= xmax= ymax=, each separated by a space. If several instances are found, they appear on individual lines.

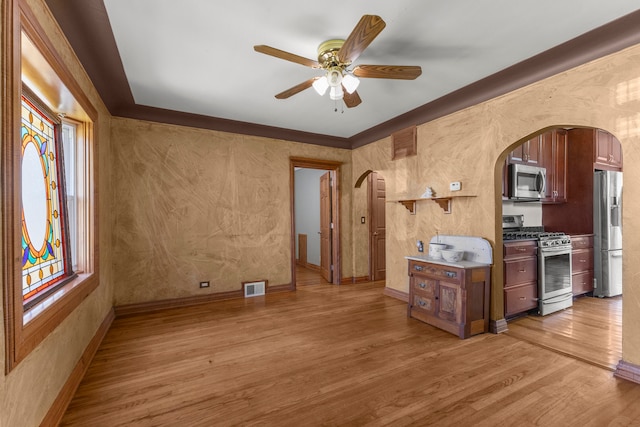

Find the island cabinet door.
xmin=437 ymin=281 xmax=462 ymax=324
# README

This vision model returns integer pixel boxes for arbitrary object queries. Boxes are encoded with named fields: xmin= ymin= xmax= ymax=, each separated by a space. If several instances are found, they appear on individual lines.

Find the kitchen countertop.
xmin=405 ymin=254 xmax=492 ymax=269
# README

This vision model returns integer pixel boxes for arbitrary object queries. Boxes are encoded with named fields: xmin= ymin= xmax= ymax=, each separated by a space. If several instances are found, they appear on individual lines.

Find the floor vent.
xmin=244 ymin=281 xmax=266 ymax=298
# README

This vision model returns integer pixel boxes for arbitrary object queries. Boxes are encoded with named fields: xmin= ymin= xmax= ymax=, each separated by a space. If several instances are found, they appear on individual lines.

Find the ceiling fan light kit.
xmin=254 ymin=14 xmax=421 ymax=108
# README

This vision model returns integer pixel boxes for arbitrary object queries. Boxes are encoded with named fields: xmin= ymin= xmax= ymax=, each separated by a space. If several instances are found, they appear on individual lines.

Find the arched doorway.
xmin=355 ymin=170 xmax=386 ymax=282
xmin=497 ymin=126 xmax=623 ymax=370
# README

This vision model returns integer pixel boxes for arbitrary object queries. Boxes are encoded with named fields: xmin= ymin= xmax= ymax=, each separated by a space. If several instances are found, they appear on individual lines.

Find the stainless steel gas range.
xmin=503 ymin=215 xmax=573 ymax=316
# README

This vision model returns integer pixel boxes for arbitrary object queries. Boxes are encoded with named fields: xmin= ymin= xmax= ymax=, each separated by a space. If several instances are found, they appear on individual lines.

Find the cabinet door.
xmin=572 ymin=271 xmax=594 ymax=295
xmin=525 ymin=135 xmax=541 ymax=165
xmin=594 ymin=129 xmax=623 ymax=170
xmin=509 ymin=136 xmax=541 ymax=165
xmin=539 ymin=131 xmax=554 ymax=200
xmin=553 ymin=129 xmax=568 ymax=202
xmin=594 ymin=129 xmax=611 ymax=166
xmin=572 ymin=248 xmax=593 ymax=273
xmin=508 ymin=144 xmax=526 ymax=164
xmin=610 ymin=134 xmax=623 ymax=169
xmin=437 ymin=281 xmax=461 ymax=323
xmin=539 ymin=130 xmax=567 ymax=203
xmin=504 ymin=258 xmax=537 ymax=286
xmin=504 ymin=283 xmax=538 ymax=316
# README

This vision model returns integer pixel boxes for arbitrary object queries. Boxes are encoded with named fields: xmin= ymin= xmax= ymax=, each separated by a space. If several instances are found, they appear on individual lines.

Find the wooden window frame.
xmin=2 ymin=0 xmax=99 ymax=372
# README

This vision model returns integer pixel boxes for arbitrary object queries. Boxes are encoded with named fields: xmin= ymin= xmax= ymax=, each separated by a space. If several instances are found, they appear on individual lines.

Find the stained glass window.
xmin=21 ymin=96 xmax=71 ymax=303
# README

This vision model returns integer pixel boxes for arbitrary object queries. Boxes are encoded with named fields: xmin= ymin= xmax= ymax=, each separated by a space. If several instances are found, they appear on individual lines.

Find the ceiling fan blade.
xmin=254 ymin=45 xmax=320 ymax=68
xmin=353 ymin=65 xmax=422 ymax=80
xmin=343 ymin=89 xmax=362 ymax=108
xmin=275 ymin=77 xmax=318 ymax=99
xmin=338 ymin=15 xmax=386 ymax=65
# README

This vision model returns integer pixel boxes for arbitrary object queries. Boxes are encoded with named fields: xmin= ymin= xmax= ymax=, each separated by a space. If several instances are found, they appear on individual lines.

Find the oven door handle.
xmin=541 ymin=293 xmax=573 ymax=304
xmin=540 ymin=246 xmax=571 ymax=254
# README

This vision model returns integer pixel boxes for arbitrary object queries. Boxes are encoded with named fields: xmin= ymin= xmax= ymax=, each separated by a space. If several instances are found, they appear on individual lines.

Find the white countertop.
xmin=405 ymin=254 xmax=491 ymax=269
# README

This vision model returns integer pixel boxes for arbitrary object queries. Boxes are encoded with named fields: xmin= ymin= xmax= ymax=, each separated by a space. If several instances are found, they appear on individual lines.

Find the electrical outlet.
xmin=450 ymin=181 xmax=461 ymax=192
xmin=199 ymin=281 xmax=210 ymax=288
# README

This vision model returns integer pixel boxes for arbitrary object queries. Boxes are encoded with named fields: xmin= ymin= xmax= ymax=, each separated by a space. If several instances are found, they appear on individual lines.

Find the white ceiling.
xmin=102 ymin=0 xmax=639 ymax=138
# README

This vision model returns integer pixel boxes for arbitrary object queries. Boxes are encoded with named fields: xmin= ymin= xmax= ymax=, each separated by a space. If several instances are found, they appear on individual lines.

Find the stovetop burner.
xmin=502 ymin=226 xmax=545 ymax=241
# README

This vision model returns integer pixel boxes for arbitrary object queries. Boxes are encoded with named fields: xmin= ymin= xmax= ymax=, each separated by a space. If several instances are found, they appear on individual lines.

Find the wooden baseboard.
xmin=383 ymin=287 xmax=409 ymax=303
xmin=267 ymin=283 xmax=294 ymax=293
xmin=40 ymin=308 xmax=115 ymax=427
xmin=490 ymin=318 xmax=509 ymax=334
xmin=339 ymin=276 xmax=370 ymax=284
xmin=614 ymin=360 xmax=640 ymax=384
xmin=114 ymin=290 xmax=244 ymax=317
xmin=115 ymin=283 xmax=295 ymax=317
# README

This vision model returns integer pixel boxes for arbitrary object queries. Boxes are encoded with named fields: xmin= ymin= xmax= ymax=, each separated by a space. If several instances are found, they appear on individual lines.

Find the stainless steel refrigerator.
xmin=593 ymin=170 xmax=623 ymax=297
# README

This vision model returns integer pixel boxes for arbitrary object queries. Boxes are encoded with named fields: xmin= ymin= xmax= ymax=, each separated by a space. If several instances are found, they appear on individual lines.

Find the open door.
xmin=320 ymin=171 xmax=332 ymax=282
xmin=369 ymin=172 xmax=386 ymax=281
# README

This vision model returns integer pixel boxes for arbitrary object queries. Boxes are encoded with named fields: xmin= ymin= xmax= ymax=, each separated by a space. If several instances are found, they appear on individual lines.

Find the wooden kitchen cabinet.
xmin=503 ymin=240 xmax=538 ymax=317
xmin=407 ymin=259 xmax=490 ymax=339
xmin=539 ymin=129 xmax=567 ymax=203
xmin=571 ymin=234 xmax=594 ymax=296
xmin=594 ymin=129 xmax=622 ymax=170
xmin=508 ymin=135 xmax=541 ymax=166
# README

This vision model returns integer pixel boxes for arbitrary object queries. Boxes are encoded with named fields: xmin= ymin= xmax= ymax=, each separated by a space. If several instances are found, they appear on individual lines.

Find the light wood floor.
xmin=62 ymin=283 xmax=639 ymax=426
xmin=506 ymin=295 xmax=622 ymax=371
xmin=295 ymin=264 xmax=330 ymax=286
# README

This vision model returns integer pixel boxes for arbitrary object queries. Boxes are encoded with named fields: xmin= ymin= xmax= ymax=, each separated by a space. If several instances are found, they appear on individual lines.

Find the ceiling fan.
xmin=254 ymin=15 xmax=422 ymax=108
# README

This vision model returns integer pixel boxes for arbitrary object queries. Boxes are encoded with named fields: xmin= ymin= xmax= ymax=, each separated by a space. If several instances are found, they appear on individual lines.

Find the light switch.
xmin=361 ymin=217 xmax=366 ymax=224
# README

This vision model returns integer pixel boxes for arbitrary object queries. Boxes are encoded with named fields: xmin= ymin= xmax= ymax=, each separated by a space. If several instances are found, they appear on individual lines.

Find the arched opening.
xmin=496 ymin=126 xmax=622 ymax=370
xmin=355 ymin=170 xmax=386 ymax=282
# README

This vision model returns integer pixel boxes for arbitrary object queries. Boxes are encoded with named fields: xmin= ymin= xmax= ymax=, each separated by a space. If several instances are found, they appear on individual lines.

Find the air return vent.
xmin=243 ymin=281 xmax=266 ymax=298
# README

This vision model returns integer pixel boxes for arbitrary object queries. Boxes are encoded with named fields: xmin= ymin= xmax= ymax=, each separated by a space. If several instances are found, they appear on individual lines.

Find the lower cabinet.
xmin=503 ymin=240 xmax=538 ymax=318
xmin=407 ymin=259 xmax=490 ymax=339
xmin=571 ymin=234 xmax=594 ymax=295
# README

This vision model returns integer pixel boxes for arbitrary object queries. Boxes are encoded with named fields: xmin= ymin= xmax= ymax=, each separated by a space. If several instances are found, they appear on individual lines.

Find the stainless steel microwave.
xmin=508 ymin=163 xmax=546 ymax=200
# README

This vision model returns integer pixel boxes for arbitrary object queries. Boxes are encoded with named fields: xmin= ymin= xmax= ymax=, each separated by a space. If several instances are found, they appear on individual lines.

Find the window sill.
xmin=23 ymin=273 xmax=92 ymax=325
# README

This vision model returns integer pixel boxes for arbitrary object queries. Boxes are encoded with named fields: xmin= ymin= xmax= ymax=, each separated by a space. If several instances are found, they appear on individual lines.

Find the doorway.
xmin=368 ymin=172 xmax=386 ymax=281
xmin=498 ymin=126 xmax=623 ymax=370
xmin=355 ymin=170 xmax=386 ymax=282
xmin=290 ymin=157 xmax=342 ymax=289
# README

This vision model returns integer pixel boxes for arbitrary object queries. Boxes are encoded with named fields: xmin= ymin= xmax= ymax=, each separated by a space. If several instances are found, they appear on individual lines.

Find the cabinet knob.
xmin=419 ymin=282 xmax=426 ymax=289
xmin=414 ymin=265 xmax=424 ymax=272
xmin=519 ymin=269 xmax=526 ymax=273
xmin=519 ymin=296 xmax=527 ymax=300
xmin=418 ymin=300 xmax=426 ymax=307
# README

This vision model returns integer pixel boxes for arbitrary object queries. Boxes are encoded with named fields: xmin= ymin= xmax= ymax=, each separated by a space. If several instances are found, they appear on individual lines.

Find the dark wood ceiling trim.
xmin=350 ymin=9 xmax=640 ymax=149
xmin=45 ymin=1 xmax=640 ymax=150
xmin=116 ymin=104 xmax=351 ymax=149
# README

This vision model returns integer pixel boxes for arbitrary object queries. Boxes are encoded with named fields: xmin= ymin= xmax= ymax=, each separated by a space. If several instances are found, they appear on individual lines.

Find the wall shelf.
xmin=396 ymin=195 xmax=477 ymax=214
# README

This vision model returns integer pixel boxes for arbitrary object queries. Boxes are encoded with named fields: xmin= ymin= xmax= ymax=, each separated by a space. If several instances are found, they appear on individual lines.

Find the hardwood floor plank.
xmin=62 ymin=284 xmax=637 ymax=426
xmin=505 ymin=295 xmax=622 ymax=370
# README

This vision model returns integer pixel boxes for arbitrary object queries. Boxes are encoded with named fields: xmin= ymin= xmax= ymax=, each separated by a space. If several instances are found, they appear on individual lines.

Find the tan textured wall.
xmin=111 ymin=118 xmax=352 ymax=305
xmin=353 ymin=43 xmax=640 ymax=366
xmin=0 ymin=0 xmax=114 ymax=426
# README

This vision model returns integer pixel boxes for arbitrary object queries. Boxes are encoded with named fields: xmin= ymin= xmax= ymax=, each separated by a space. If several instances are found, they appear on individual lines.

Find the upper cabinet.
xmin=539 ymin=129 xmax=567 ymax=203
xmin=594 ymin=129 xmax=623 ymax=170
xmin=508 ymin=135 xmax=541 ymax=166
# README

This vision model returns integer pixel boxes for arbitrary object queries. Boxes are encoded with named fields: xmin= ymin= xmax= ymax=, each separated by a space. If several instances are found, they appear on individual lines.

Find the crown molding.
xmin=45 ymin=1 xmax=640 ymax=150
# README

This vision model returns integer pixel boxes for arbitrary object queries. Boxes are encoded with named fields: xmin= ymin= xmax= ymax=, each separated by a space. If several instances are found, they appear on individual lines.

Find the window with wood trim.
xmin=20 ymin=94 xmax=76 ymax=310
xmin=3 ymin=1 xmax=99 ymax=372
xmin=392 ymin=125 xmax=417 ymax=160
